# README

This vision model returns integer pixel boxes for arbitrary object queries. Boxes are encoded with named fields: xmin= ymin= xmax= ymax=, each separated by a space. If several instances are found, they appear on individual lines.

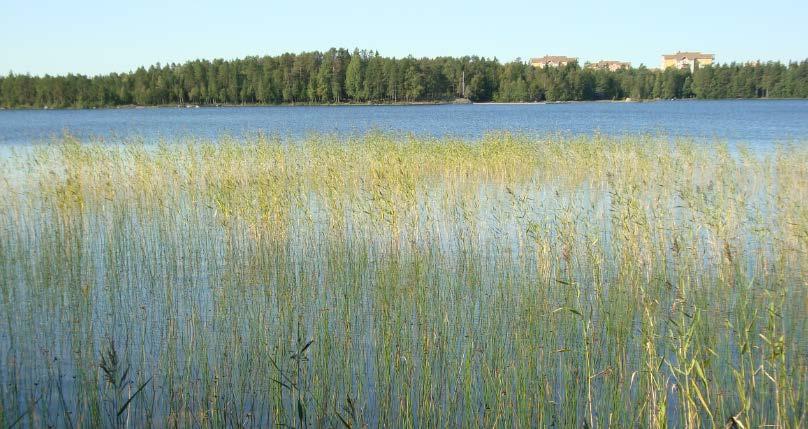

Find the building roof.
xmin=662 ymin=51 xmax=715 ymax=60
xmin=531 ymin=55 xmax=578 ymax=63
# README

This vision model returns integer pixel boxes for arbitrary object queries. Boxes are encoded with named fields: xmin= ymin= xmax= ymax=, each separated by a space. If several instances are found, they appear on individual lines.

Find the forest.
xmin=1 ymin=48 xmax=807 ymax=108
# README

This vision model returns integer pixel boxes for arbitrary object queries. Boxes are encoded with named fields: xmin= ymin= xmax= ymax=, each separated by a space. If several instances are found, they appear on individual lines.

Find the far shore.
xmin=0 ymin=97 xmax=804 ymax=111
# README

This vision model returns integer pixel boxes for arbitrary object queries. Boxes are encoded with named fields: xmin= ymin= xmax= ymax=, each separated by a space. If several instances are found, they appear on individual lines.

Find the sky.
xmin=1 ymin=0 xmax=806 ymax=76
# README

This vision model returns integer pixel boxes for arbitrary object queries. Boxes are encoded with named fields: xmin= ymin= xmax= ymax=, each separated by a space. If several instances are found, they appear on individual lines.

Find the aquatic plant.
xmin=0 ymin=133 xmax=805 ymax=427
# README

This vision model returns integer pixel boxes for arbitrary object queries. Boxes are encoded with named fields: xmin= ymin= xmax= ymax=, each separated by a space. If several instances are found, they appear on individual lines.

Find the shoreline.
xmin=1 ymin=97 xmax=805 ymax=111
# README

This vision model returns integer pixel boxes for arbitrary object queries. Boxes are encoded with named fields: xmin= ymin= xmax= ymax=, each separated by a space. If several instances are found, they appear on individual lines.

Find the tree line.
xmin=1 ymin=48 xmax=807 ymax=108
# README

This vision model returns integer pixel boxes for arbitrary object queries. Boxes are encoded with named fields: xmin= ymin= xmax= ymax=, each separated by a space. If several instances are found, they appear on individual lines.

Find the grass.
xmin=0 ymin=132 xmax=806 ymax=428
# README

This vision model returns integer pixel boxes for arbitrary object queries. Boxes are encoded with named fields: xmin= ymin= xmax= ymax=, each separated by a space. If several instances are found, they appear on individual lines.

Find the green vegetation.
xmin=1 ymin=49 xmax=807 ymax=108
xmin=0 ymin=133 xmax=806 ymax=427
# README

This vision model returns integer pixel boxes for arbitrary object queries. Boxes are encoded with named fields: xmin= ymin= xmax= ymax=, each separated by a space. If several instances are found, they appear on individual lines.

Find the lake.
xmin=2 ymin=101 xmax=807 ymax=427
xmin=1 ymin=99 xmax=807 ymax=146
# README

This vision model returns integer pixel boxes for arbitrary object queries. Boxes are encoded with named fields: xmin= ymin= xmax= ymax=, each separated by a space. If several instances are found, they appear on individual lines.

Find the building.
xmin=587 ymin=60 xmax=631 ymax=72
xmin=661 ymin=52 xmax=715 ymax=71
xmin=530 ymin=56 xmax=578 ymax=68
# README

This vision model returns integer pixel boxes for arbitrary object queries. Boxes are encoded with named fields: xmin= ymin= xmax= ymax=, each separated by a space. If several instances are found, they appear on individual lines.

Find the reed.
xmin=0 ymin=133 xmax=806 ymax=428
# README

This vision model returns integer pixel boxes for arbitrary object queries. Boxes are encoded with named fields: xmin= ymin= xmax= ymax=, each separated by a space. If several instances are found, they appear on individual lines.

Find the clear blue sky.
xmin=2 ymin=0 xmax=806 ymax=76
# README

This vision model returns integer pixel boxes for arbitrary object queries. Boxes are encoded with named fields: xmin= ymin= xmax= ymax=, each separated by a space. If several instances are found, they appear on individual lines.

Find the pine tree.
xmin=345 ymin=49 xmax=364 ymax=101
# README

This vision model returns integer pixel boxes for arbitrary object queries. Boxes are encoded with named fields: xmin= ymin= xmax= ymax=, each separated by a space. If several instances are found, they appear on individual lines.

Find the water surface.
xmin=1 ymin=100 xmax=807 ymax=146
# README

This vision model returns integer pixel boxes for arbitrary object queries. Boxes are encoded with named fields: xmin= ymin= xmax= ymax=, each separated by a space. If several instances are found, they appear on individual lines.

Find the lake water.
xmin=2 ymin=100 xmax=807 ymax=426
xmin=1 ymin=99 xmax=807 ymax=146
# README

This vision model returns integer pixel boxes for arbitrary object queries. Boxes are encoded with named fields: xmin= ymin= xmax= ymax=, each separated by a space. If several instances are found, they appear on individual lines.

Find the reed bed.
xmin=0 ymin=133 xmax=806 ymax=428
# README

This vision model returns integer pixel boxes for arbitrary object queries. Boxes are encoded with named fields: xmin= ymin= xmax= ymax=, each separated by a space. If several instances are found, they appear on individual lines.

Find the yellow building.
xmin=530 ymin=55 xmax=577 ymax=68
xmin=661 ymin=52 xmax=714 ymax=71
